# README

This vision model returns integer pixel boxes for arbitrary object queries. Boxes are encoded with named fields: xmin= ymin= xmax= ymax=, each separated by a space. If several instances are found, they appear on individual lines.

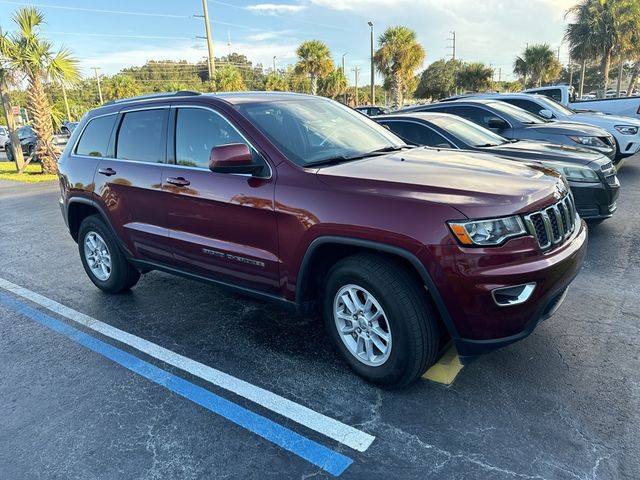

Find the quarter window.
xmin=75 ymin=114 xmax=117 ymax=157
xmin=174 ymin=108 xmax=250 ymax=169
xmin=116 ymin=109 xmax=166 ymax=163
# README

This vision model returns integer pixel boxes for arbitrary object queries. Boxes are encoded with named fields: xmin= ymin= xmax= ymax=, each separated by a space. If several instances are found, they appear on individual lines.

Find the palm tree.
xmin=319 ymin=68 xmax=348 ymax=99
xmin=0 ymin=7 xmax=80 ymax=174
xmin=374 ymin=26 xmax=425 ymax=108
xmin=264 ymin=72 xmax=289 ymax=91
xmin=214 ymin=65 xmax=245 ymax=91
xmin=294 ymin=40 xmax=334 ymax=95
xmin=565 ymin=0 xmax=640 ymax=94
xmin=513 ymin=44 xmax=561 ymax=87
xmin=457 ymin=62 xmax=494 ymax=91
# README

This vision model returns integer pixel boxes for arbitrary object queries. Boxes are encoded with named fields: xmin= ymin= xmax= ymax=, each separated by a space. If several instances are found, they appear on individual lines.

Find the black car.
xmin=5 ymin=125 xmax=37 ymax=161
xmin=355 ymin=106 xmax=390 ymax=116
xmin=400 ymin=99 xmax=617 ymax=160
xmin=376 ymin=112 xmax=619 ymax=223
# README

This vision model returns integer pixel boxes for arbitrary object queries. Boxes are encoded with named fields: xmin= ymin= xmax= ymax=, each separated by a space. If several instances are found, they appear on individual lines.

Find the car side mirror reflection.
xmin=487 ymin=118 xmax=508 ymax=130
xmin=209 ymin=143 xmax=263 ymax=176
xmin=538 ymin=109 xmax=553 ymax=119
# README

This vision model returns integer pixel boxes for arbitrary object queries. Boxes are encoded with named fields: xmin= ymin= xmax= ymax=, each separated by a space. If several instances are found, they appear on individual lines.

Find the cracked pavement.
xmin=0 ymin=157 xmax=638 ymax=479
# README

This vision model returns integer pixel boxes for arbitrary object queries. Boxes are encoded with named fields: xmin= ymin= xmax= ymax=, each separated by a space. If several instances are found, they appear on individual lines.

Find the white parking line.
xmin=0 ymin=278 xmax=375 ymax=452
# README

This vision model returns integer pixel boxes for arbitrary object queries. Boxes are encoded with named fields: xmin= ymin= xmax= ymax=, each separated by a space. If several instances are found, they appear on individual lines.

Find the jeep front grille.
xmin=523 ymin=195 xmax=577 ymax=250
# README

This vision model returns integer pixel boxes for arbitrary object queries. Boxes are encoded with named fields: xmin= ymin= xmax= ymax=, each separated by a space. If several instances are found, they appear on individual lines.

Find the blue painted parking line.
xmin=0 ymin=292 xmax=353 ymax=477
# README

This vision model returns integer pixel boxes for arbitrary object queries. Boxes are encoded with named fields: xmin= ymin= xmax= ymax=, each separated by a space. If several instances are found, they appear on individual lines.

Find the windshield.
xmin=237 ymin=98 xmax=404 ymax=166
xmin=17 ymin=126 xmax=31 ymax=139
xmin=534 ymin=95 xmax=575 ymax=116
xmin=487 ymin=101 xmax=547 ymax=124
xmin=429 ymin=115 xmax=508 ymax=147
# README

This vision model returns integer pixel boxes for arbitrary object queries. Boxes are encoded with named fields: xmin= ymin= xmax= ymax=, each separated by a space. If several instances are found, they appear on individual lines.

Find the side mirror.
xmin=209 ymin=143 xmax=263 ymax=175
xmin=538 ymin=109 xmax=553 ymax=119
xmin=487 ymin=118 xmax=508 ymax=130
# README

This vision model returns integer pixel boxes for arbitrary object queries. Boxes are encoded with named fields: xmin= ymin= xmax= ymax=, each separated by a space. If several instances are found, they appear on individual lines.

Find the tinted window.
xmin=175 ymin=108 xmax=248 ymax=169
xmin=116 ymin=109 xmax=166 ymax=163
xmin=0 ymin=127 xmax=6 ymax=135
xmin=384 ymin=121 xmax=451 ymax=147
xmin=501 ymin=98 xmax=543 ymax=116
xmin=444 ymin=106 xmax=500 ymax=128
xmin=428 ymin=115 xmax=508 ymax=147
xmin=76 ymin=116 xmax=116 ymax=157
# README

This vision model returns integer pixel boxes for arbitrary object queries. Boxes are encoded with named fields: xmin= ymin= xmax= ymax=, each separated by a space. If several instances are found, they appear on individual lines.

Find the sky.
xmin=0 ymin=0 xmax=578 ymax=85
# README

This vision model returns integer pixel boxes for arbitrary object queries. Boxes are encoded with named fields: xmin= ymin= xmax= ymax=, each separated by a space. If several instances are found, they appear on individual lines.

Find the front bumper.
xmin=570 ymin=175 xmax=620 ymax=220
xmin=420 ymin=218 xmax=588 ymax=359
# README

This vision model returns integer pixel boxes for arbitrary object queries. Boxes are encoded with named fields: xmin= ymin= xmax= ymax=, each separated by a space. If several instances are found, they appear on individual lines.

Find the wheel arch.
xmin=295 ymin=236 xmax=460 ymax=342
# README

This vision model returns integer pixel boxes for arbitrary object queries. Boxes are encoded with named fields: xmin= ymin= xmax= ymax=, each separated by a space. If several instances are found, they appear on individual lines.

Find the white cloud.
xmin=247 ymin=30 xmax=296 ymax=42
xmin=246 ymin=3 xmax=306 ymax=14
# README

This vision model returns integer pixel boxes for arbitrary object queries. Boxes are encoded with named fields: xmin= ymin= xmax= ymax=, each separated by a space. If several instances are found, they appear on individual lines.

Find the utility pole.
xmin=61 ymin=82 xmax=71 ymax=120
xmin=616 ymin=53 xmax=623 ymax=97
xmin=352 ymin=66 xmax=360 ymax=106
xmin=227 ymin=30 xmax=231 ymax=57
xmin=342 ymin=53 xmax=347 ymax=104
xmin=579 ymin=59 xmax=586 ymax=98
xmin=498 ymin=67 xmax=502 ymax=83
xmin=447 ymin=30 xmax=456 ymax=60
xmin=557 ymin=46 xmax=561 ymax=61
xmin=447 ymin=30 xmax=457 ymax=93
xmin=197 ymin=0 xmax=215 ymax=80
xmin=92 ymin=67 xmax=103 ymax=104
xmin=368 ymin=21 xmax=375 ymax=105
xmin=273 ymin=55 xmax=276 ymax=73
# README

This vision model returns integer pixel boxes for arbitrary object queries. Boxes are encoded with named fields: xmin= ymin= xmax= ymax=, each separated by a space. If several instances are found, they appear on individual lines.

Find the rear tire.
xmin=78 ymin=215 xmax=140 ymax=293
xmin=322 ymin=253 xmax=439 ymax=388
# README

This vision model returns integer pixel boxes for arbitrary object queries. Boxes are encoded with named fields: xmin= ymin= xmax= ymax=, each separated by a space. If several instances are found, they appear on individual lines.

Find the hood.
xmin=570 ymin=111 xmax=640 ymax=127
xmin=316 ymin=148 xmax=567 ymax=219
xmin=483 ymin=139 xmax=607 ymax=167
xmin=524 ymin=120 xmax=610 ymax=137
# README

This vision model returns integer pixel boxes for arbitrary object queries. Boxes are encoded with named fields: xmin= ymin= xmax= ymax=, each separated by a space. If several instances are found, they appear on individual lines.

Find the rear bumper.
xmin=420 ymin=219 xmax=588 ymax=359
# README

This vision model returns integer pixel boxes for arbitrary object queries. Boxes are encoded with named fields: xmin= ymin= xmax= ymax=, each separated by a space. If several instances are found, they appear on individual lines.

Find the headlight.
xmin=568 ymin=136 xmax=607 ymax=147
xmin=541 ymin=162 xmax=600 ymax=183
xmin=448 ymin=216 xmax=526 ymax=246
xmin=614 ymin=125 xmax=639 ymax=135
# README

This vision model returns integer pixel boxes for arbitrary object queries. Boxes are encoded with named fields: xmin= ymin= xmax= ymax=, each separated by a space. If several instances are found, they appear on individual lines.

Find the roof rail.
xmin=103 ymin=90 xmax=201 ymax=106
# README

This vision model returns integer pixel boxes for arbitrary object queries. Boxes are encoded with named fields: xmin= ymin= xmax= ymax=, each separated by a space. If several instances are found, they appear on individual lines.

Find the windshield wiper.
xmin=305 ymin=145 xmax=412 ymax=167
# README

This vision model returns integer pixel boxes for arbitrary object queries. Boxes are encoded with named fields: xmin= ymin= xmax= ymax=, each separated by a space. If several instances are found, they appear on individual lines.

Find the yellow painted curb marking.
xmin=422 ymin=346 xmax=464 ymax=385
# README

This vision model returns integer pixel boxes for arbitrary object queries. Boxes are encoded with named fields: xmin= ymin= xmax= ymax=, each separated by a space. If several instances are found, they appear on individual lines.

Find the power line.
xmin=0 ymin=1 xmax=191 ymax=18
xmin=46 ymin=31 xmax=193 ymax=41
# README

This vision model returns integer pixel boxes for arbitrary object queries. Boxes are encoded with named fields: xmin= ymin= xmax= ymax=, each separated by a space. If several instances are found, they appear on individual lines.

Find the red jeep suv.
xmin=57 ymin=92 xmax=587 ymax=387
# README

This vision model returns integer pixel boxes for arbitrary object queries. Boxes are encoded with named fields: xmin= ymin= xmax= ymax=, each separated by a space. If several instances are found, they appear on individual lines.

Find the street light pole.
xmin=352 ymin=66 xmax=360 ymax=106
xmin=368 ymin=21 xmax=375 ymax=105
xmin=273 ymin=55 xmax=277 ymax=73
xmin=342 ymin=53 xmax=347 ymax=104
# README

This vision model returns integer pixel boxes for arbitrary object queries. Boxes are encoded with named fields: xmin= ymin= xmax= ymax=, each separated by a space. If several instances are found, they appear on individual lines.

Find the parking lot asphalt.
xmin=0 ymin=157 xmax=639 ymax=479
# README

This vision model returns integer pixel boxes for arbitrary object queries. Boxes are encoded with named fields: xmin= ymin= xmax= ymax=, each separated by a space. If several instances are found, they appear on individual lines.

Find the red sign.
xmin=11 ymin=106 xmax=20 ymax=115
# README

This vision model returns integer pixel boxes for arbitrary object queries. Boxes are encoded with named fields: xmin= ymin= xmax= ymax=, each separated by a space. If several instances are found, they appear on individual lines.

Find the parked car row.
xmin=58 ymin=91 xmax=588 ymax=387
xmin=4 ymin=122 xmax=78 ymax=161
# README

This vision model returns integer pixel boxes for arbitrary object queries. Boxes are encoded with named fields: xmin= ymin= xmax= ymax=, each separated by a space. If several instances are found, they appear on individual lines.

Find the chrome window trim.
xmin=71 ymin=104 xmax=272 ymax=179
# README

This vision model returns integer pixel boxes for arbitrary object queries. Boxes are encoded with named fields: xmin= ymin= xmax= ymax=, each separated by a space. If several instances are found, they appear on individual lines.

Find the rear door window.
xmin=502 ymin=98 xmax=543 ymax=116
xmin=75 ymin=114 xmax=117 ymax=157
xmin=116 ymin=109 xmax=167 ymax=163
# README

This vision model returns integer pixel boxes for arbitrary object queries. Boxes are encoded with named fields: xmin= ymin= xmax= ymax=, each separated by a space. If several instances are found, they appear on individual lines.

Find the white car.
xmin=0 ymin=126 xmax=8 ymax=151
xmin=475 ymin=92 xmax=640 ymax=165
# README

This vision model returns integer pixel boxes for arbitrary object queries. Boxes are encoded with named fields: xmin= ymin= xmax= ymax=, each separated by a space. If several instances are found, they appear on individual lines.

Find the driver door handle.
xmin=97 ymin=167 xmax=116 ymax=176
xmin=166 ymin=176 xmax=190 ymax=187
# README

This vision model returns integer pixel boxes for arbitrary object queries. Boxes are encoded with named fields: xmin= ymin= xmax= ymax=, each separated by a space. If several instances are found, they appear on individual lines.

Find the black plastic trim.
xmin=296 ymin=236 xmax=461 ymax=341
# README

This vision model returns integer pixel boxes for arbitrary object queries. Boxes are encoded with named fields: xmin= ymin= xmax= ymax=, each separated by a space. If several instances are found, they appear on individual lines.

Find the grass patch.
xmin=0 ymin=161 xmax=58 ymax=183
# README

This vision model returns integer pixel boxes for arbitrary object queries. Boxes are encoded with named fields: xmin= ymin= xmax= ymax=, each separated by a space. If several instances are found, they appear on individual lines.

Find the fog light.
xmin=491 ymin=283 xmax=536 ymax=307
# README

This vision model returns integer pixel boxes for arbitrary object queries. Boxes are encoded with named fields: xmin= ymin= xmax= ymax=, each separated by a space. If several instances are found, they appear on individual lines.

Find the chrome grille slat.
xmin=524 ymin=194 xmax=577 ymax=250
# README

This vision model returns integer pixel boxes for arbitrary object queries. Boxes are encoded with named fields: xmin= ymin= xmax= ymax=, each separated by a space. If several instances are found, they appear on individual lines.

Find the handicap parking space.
xmin=1 ymin=162 xmax=639 ymax=479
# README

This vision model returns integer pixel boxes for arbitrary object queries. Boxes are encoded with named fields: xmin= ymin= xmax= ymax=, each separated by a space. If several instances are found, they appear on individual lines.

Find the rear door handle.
xmin=98 ymin=167 xmax=116 ymax=176
xmin=166 ymin=176 xmax=190 ymax=187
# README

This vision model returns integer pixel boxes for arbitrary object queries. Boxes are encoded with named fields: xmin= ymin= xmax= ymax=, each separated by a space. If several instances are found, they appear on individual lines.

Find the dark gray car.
xmin=375 ymin=111 xmax=620 ymax=222
xmin=401 ymin=99 xmax=617 ymax=160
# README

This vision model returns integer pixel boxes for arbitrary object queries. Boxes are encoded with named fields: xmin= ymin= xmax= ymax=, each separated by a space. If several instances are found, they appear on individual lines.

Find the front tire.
xmin=322 ymin=253 xmax=439 ymax=388
xmin=78 ymin=215 xmax=140 ymax=293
